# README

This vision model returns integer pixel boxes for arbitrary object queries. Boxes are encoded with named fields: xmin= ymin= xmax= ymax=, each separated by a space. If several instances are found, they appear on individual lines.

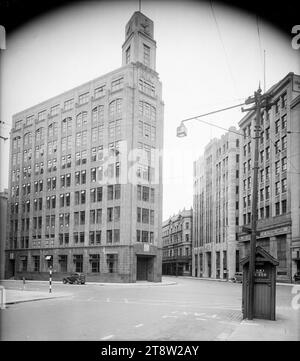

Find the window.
xmin=142 ymin=208 xmax=149 ymax=224
xmin=94 ymin=85 xmax=105 ymax=98
xmin=266 ymin=147 xmax=270 ymax=161
xmin=275 ymin=140 xmax=280 ymax=154
xmin=109 ymin=98 xmax=122 ymax=117
xmin=62 ymin=117 xmax=72 ymax=133
xmin=265 ymin=205 xmax=270 ymax=218
xmin=90 ymin=254 xmax=100 ymax=273
xmin=282 ymin=114 xmax=287 ymax=129
xmin=107 ymin=207 xmax=113 ymax=222
xmin=74 ymin=255 xmax=83 ymax=272
xmin=92 ymin=106 xmax=104 ymax=124
xmin=265 ymin=186 xmax=270 ymax=200
xmin=106 ymin=254 xmax=117 ymax=273
xmin=32 ymin=256 xmax=40 ymax=272
xmin=91 ymin=125 xmax=104 ymax=144
xmin=275 ymin=202 xmax=280 ymax=216
xmin=281 ymin=92 xmax=287 ymax=108
xmin=282 ymin=200 xmax=287 ymax=214
xmin=64 ymin=98 xmax=74 ymax=110
xmin=91 ymin=168 xmax=96 ymax=182
xmin=107 ymin=230 xmax=113 ymax=244
xmin=50 ymin=105 xmax=60 ymax=116
xmin=282 ymin=136 xmax=287 ymax=150
xmin=143 ymin=44 xmax=150 ymax=66
xmin=282 ymin=178 xmax=287 ymax=193
xmin=78 ymin=92 xmax=89 ymax=105
xmin=96 ymin=209 xmax=102 ymax=224
xmin=139 ymin=79 xmax=155 ymax=96
xmin=275 ymin=181 xmax=280 ymax=196
xmin=111 ymin=78 xmax=124 ymax=92
xmin=126 ymin=46 xmax=130 ymax=64
xmin=80 ymin=211 xmax=85 ymax=225
xmin=139 ymin=101 xmax=156 ymax=123
xmin=142 ymin=230 xmax=149 ymax=243
xmin=275 ymin=120 xmax=280 ymax=134
xmin=282 ymin=157 xmax=287 ymax=172
xmin=275 ymin=161 xmax=280 ymax=175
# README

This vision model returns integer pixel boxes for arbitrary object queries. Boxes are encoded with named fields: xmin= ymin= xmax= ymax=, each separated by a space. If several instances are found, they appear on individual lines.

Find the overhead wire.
xmin=210 ymin=1 xmax=239 ymax=98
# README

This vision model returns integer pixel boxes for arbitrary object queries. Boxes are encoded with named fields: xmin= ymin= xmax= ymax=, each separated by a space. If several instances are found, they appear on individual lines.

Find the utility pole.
xmin=242 ymin=85 xmax=273 ymax=320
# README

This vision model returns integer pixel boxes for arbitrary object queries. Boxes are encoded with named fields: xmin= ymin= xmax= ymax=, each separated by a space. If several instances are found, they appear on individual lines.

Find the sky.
xmin=0 ymin=0 xmax=299 ymax=220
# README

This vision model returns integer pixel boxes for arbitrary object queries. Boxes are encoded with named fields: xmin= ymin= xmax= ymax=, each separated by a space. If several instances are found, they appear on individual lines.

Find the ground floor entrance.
xmin=136 ymin=255 xmax=155 ymax=281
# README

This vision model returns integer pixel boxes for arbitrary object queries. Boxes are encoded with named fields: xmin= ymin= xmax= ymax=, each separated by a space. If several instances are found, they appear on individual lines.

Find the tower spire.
xmin=139 ymin=0 xmax=141 ymax=12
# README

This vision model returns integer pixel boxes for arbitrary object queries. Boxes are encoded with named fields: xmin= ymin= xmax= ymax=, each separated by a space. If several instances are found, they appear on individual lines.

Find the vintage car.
xmin=62 ymin=273 xmax=86 ymax=285
xmin=232 ymin=272 xmax=243 ymax=283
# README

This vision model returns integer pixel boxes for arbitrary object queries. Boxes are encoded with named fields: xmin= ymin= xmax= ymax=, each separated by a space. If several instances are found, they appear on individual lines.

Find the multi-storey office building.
xmin=193 ymin=128 xmax=241 ymax=280
xmin=162 ymin=208 xmax=193 ymax=276
xmin=0 ymin=189 xmax=8 ymax=280
xmin=238 ymin=72 xmax=300 ymax=283
xmin=5 ymin=11 xmax=164 ymax=282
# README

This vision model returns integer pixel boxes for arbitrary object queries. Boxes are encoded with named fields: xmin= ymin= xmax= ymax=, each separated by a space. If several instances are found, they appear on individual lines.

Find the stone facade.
xmin=193 ymin=128 xmax=241 ymax=280
xmin=238 ymin=72 xmax=300 ymax=283
xmin=5 ymin=11 xmax=164 ymax=283
xmin=162 ymin=208 xmax=193 ymax=276
xmin=0 ymin=190 xmax=8 ymax=280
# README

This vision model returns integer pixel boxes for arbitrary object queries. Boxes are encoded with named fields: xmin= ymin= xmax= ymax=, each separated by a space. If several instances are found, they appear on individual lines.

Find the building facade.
xmin=193 ymin=128 xmax=241 ymax=280
xmin=162 ymin=208 xmax=193 ymax=276
xmin=0 ymin=190 xmax=8 ymax=280
xmin=5 ymin=11 xmax=164 ymax=283
xmin=238 ymin=72 xmax=300 ymax=283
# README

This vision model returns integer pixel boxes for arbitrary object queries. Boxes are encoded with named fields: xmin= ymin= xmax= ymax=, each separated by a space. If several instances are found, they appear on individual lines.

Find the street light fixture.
xmin=176 ymin=122 xmax=187 ymax=138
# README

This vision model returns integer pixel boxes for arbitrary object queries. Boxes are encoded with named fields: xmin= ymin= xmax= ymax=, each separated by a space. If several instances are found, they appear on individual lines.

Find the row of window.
xmin=243 ymin=199 xmax=287 ymax=224
xmin=14 ymin=96 xmax=157 ymax=135
xmin=17 ymin=253 xmax=117 ymax=274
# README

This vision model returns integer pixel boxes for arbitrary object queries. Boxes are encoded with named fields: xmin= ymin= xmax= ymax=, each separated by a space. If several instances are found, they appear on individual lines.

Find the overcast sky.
xmin=0 ymin=0 xmax=299 ymax=219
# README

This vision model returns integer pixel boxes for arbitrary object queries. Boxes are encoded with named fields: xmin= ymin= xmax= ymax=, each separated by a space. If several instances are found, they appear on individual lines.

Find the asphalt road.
xmin=0 ymin=277 xmax=297 ymax=341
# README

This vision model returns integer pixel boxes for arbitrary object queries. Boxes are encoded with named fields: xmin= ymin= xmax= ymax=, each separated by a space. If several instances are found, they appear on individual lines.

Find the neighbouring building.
xmin=5 ymin=11 xmax=164 ymax=282
xmin=238 ymin=72 xmax=300 ymax=283
xmin=0 ymin=189 xmax=8 ymax=280
xmin=162 ymin=208 xmax=193 ymax=276
xmin=193 ymin=128 xmax=241 ymax=280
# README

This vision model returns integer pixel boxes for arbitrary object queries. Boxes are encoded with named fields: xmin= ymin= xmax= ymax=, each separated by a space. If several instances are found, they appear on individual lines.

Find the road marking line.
xmin=196 ymin=318 xmax=207 ymax=321
xmin=211 ymin=314 xmax=217 ymax=318
xmin=106 ymin=298 xmax=110 ymax=302
xmin=162 ymin=315 xmax=178 ymax=319
xmin=135 ymin=324 xmax=143 ymax=328
xmin=194 ymin=312 xmax=206 ymax=316
xmin=101 ymin=335 xmax=114 ymax=340
xmin=242 ymin=322 xmax=259 ymax=326
xmin=124 ymin=298 xmax=128 ymax=303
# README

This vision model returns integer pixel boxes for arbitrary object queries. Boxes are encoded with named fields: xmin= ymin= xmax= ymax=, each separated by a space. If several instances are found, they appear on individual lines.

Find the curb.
xmin=5 ymin=293 xmax=72 ymax=306
xmin=1 ymin=280 xmax=178 ymax=287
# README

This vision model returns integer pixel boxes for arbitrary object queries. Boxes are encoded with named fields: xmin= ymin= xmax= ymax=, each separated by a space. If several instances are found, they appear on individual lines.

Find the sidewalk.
xmin=227 ymin=307 xmax=300 ymax=341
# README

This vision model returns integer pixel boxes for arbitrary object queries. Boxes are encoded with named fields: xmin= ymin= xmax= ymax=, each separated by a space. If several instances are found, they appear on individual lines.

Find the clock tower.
xmin=122 ymin=11 xmax=156 ymax=70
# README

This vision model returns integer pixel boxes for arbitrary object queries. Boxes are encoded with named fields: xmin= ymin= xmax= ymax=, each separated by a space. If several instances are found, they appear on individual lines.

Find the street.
xmin=1 ymin=277 xmax=299 ymax=341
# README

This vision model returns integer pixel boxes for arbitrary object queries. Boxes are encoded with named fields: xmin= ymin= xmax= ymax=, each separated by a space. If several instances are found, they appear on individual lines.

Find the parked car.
xmin=63 ymin=273 xmax=86 ymax=285
xmin=232 ymin=272 xmax=243 ymax=283
xmin=294 ymin=271 xmax=300 ymax=283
